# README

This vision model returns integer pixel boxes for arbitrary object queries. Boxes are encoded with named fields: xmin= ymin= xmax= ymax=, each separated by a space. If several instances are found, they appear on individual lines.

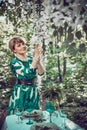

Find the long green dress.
xmin=8 ymin=56 xmax=41 ymax=115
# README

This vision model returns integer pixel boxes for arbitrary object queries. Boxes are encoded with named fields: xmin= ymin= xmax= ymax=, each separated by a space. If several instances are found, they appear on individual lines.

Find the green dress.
xmin=8 ymin=56 xmax=41 ymax=115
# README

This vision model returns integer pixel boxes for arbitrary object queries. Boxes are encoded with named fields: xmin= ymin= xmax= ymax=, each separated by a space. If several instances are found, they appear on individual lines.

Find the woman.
xmin=8 ymin=37 xmax=44 ymax=115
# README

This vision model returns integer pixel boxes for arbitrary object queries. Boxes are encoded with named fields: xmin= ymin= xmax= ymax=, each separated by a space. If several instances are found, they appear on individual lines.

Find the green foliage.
xmin=0 ymin=1 xmax=87 ymax=129
xmin=46 ymin=55 xmax=58 ymax=80
xmin=73 ymin=107 xmax=87 ymax=124
xmin=79 ymin=43 xmax=86 ymax=53
xmin=42 ymin=54 xmax=63 ymax=103
xmin=42 ymin=81 xmax=63 ymax=103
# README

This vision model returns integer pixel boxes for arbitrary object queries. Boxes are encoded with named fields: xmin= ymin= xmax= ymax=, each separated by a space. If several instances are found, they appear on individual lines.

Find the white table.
xmin=1 ymin=111 xmax=84 ymax=130
xmin=1 ymin=115 xmax=32 ymax=130
xmin=1 ymin=111 xmax=49 ymax=130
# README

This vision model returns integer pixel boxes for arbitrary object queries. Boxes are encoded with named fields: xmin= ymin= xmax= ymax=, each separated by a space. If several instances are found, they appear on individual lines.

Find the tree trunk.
xmin=58 ymin=55 xmax=62 ymax=82
xmin=63 ymin=56 xmax=66 ymax=76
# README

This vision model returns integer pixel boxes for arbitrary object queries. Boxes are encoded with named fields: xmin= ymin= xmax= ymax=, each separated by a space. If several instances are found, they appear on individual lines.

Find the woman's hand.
xmin=34 ymin=44 xmax=42 ymax=58
xmin=31 ymin=44 xmax=44 ymax=70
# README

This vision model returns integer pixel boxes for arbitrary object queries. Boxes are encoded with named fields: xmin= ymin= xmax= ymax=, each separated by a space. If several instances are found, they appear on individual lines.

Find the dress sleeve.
xmin=10 ymin=58 xmax=24 ymax=78
xmin=28 ymin=56 xmax=37 ymax=71
xmin=10 ymin=59 xmax=16 ymax=74
xmin=38 ymin=72 xmax=44 ymax=76
xmin=28 ymin=56 xmax=44 ymax=76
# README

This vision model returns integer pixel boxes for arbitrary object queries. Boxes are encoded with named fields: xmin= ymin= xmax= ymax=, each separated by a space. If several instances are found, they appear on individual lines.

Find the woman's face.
xmin=13 ymin=42 xmax=27 ymax=55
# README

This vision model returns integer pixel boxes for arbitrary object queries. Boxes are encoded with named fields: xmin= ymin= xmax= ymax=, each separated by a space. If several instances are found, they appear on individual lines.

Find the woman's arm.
xmin=37 ymin=61 xmax=44 ymax=75
xmin=31 ymin=56 xmax=40 ymax=68
xmin=31 ymin=44 xmax=43 ymax=70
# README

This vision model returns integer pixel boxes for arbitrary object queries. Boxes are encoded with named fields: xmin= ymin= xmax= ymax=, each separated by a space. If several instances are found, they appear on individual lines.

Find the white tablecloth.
xmin=1 ymin=111 xmax=64 ymax=130
xmin=1 ymin=111 xmax=84 ymax=130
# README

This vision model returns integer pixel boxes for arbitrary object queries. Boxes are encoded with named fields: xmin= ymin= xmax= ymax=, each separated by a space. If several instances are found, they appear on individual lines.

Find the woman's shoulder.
xmin=10 ymin=57 xmax=17 ymax=64
xmin=10 ymin=57 xmax=21 ymax=66
xmin=27 ymin=55 xmax=33 ymax=61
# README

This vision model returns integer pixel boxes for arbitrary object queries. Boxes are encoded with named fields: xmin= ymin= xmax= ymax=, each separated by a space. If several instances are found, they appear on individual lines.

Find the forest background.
xmin=0 ymin=0 xmax=87 ymax=129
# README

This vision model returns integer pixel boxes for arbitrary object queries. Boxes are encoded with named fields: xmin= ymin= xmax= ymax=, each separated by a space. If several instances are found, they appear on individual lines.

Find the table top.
xmin=2 ymin=110 xmax=63 ymax=130
xmin=1 ymin=110 xmax=84 ymax=130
